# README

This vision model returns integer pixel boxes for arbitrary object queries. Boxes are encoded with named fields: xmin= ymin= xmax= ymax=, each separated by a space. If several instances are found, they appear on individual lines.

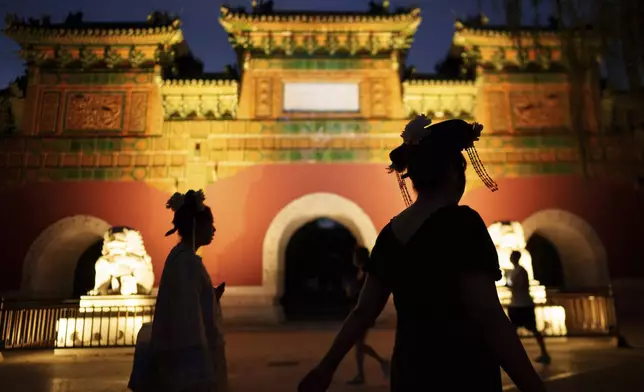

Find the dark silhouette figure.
xmin=298 ymin=116 xmax=545 ymax=392
xmin=346 ymin=246 xmax=390 ymax=385
xmin=507 ymin=251 xmax=551 ymax=364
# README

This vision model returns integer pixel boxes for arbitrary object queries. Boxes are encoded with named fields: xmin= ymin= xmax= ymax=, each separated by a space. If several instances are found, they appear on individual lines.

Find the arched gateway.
xmin=223 ymin=193 xmax=378 ymax=323
xmin=21 ymin=215 xmax=111 ymax=298
xmin=263 ymin=192 xmax=378 ymax=300
xmin=522 ymin=209 xmax=610 ymax=290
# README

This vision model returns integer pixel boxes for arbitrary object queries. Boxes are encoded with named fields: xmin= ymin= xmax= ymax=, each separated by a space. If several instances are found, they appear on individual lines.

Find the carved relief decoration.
xmin=370 ymin=78 xmax=387 ymax=118
xmin=38 ymin=92 xmax=61 ymax=134
xmin=510 ymin=91 xmax=569 ymax=129
xmin=255 ymin=78 xmax=273 ymax=118
xmin=402 ymin=80 xmax=477 ymax=119
xmin=487 ymin=91 xmax=510 ymax=132
xmin=64 ymin=92 xmax=124 ymax=132
xmin=128 ymin=92 xmax=148 ymax=132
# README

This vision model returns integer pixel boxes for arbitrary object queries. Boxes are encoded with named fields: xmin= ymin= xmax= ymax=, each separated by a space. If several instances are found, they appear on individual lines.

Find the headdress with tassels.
xmin=388 ymin=115 xmax=498 ymax=207
xmin=165 ymin=190 xmax=207 ymax=252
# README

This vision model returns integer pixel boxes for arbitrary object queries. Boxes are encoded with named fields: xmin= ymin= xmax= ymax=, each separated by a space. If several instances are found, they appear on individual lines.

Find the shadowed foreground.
xmin=1 ymin=329 xmax=643 ymax=391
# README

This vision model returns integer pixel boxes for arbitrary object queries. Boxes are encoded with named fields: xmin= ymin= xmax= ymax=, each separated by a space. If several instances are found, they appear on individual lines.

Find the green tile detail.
xmin=91 ymin=169 xmax=105 ymax=180
xmin=64 ymin=169 xmax=81 ymax=180
xmin=96 ymin=139 xmax=121 ymax=151
xmin=486 ymin=136 xmax=576 ymax=149
xmin=42 ymin=71 xmax=155 ymax=85
xmin=483 ymin=73 xmax=567 ymax=84
xmin=289 ymin=151 xmax=302 ymax=161
xmin=81 ymin=169 xmax=94 ymax=180
xmin=256 ymin=59 xmax=384 ymax=70
xmin=42 ymin=139 xmax=71 ymax=152
xmin=105 ymin=169 xmax=122 ymax=180
xmin=275 ymin=121 xmax=371 ymax=135
xmin=46 ymin=169 xmax=64 ymax=181
xmin=122 ymin=138 xmax=149 ymax=151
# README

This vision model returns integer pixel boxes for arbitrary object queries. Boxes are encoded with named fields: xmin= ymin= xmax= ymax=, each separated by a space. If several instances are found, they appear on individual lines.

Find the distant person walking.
xmin=346 ymin=246 xmax=390 ymax=385
xmin=507 ymin=251 xmax=551 ymax=364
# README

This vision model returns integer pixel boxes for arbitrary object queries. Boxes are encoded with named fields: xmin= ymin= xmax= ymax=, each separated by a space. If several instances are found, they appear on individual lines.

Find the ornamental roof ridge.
xmin=454 ymin=21 xmax=559 ymax=37
xmin=161 ymin=78 xmax=238 ymax=87
xmin=220 ymin=5 xmax=421 ymax=25
xmin=3 ymin=15 xmax=184 ymax=45
xmin=403 ymin=78 xmax=476 ymax=86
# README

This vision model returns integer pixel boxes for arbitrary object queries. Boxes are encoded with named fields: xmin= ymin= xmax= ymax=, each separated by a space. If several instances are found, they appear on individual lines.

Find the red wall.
xmin=1 ymin=164 xmax=643 ymax=293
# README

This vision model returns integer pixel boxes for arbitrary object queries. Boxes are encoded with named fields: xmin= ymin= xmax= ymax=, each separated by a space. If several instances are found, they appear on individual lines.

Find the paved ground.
xmin=1 ymin=329 xmax=643 ymax=392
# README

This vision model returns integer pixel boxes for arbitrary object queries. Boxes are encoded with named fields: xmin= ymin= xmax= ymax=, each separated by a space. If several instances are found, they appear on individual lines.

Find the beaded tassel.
xmin=465 ymin=145 xmax=498 ymax=192
xmin=396 ymin=172 xmax=414 ymax=207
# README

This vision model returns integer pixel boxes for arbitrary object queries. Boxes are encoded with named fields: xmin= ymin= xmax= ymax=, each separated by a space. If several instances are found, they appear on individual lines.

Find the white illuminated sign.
xmin=283 ymin=82 xmax=360 ymax=112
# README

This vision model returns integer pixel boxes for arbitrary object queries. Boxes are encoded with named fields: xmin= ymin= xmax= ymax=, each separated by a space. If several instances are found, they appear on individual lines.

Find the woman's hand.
xmin=297 ymin=364 xmax=333 ymax=392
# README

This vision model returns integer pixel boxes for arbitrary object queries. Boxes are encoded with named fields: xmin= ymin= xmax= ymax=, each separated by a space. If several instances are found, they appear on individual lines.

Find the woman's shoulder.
xmin=436 ymin=205 xmax=487 ymax=228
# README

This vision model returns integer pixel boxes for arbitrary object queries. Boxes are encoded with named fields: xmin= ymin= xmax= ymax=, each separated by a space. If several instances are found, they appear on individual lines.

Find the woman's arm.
xmin=460 ymin=272 xmax=546 ymax=392
xmin=317 ymin=275 xmax=391 ymax=372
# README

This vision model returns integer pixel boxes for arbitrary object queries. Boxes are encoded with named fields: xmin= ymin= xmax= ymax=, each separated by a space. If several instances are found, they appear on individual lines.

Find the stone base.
xmin=79 ymin=295 xmax=157 ymax=309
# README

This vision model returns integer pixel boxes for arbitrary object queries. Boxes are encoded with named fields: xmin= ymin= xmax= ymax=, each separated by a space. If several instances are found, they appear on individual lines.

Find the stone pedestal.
xmin=56 ymin=295 xmax=155 ymax=348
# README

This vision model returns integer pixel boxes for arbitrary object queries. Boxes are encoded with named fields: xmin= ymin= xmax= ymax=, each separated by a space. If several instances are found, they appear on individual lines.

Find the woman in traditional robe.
xmin=129 ymin=189 xmax=227 ymax=392
xmin=298 ymin=117 xmax=546 ymax=392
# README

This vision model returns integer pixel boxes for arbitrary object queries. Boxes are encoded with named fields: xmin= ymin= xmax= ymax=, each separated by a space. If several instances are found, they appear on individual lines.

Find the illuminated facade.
xmin=1 ymin=3 xmax=643 ymax=328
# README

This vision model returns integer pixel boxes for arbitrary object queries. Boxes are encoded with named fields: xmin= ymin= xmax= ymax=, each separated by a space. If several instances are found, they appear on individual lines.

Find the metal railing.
xmin=547 ymin=292 xmax=617 ymax=336
xmin=0 ymin=291 xmax=617 ymax=350
xmin=1 ymin=299 xmax=154 ymax=350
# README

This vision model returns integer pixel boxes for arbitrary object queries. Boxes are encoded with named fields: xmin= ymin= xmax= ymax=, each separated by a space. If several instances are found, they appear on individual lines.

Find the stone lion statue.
xmin=88 ymin=227 xmax=154 ymax=296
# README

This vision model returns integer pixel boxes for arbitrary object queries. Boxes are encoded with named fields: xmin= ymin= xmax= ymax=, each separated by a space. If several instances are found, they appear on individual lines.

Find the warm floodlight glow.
xmin=283 ymin=82 xmax=360 ymax=112
xmin=488 ymin=221 xmax=537 ymax=285
xmin=488 ymin=221 xmax=566 ymax=335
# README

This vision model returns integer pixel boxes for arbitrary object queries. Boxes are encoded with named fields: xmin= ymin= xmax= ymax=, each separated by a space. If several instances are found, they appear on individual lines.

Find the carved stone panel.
xmin=38 ymin=92 xmax=60 ymax=134
xmin=128 ymin=92 xmax=148 ymax=133
xmin=510 ymin=91 xmax=569 ymax=130
xmin=487 ymin=91 xmax=510 ymax=132
xmin=64 ymin=92 xmax=125 ymax=132
xmin=370 ymin=78 xmax=387 ymax=118
xmin=255 ymin=78 xmax=273 ymax=118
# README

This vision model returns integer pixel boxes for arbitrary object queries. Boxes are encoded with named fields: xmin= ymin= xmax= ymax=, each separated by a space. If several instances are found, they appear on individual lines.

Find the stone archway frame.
xmin=521 ymin=209 xmax=610 ymax=290
xmin=21 ymin=215 xmax=111 ymax=298
xmin=222 ymin=193 xmax=378 ymax=324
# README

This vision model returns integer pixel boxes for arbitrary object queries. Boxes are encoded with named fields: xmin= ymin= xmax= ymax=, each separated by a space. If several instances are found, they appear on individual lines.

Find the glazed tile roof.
xmin=3 ymin=17 xmax=184 ymax=45
xmin=219 ymin=5 xmax=421 ymax=33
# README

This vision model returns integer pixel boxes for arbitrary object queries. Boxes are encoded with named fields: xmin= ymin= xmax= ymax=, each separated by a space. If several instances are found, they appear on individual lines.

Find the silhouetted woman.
xmin=346 ymin=246 xmax=390 ymax=385
xmin=129 ymin=190 xmax=228 ymax=392
xmin=298 ymin=116 xmax=546 ymax=392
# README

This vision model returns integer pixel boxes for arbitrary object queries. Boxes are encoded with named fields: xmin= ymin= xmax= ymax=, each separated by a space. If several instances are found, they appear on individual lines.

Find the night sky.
xmin=0 ymin=0 xmax=524 ymax=86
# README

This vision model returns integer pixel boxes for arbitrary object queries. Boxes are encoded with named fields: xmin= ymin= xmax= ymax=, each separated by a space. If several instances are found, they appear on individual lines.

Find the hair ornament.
xmin=401 ymin=114 xmax=432 ymax=145
xmin=390 ymin=117 xmax=498 ymax=208
xmin=193 ymin=189 xmax=206 ymax=212
xmin=166 ymin=192 xmax=185 ymax=212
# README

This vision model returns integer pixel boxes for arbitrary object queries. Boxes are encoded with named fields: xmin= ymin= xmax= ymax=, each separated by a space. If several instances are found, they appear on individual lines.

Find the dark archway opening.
xmin=526 ymin=233 xmax=565 ymax=289
xmin=281 ymin=218 xmax=358 ymax=322
xmin=72 ymin=238 xmax=103 ymax=298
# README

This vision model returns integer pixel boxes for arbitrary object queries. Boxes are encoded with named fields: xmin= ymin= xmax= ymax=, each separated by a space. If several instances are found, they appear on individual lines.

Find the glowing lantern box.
xmin=56 ymin=295 xmax=155 ymax=348
xmin=488 ymin=222 xmax=567 ymax=336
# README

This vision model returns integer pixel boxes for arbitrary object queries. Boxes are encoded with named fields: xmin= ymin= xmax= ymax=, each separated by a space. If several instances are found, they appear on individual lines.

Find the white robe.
xmin=129 ymin=243 xmax=227 ymax=392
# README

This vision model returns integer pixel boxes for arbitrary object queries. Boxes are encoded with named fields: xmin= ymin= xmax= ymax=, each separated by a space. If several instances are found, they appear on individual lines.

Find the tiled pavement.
xmin=1 ymin=329 xmax=643 ymax=392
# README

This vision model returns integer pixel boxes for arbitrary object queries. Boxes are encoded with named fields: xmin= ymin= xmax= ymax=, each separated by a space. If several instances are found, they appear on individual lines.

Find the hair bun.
xmin=166 ymin=192 xmax=185 ymax=212
xmin=388 ymin=144 xmax=409 ymax=173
